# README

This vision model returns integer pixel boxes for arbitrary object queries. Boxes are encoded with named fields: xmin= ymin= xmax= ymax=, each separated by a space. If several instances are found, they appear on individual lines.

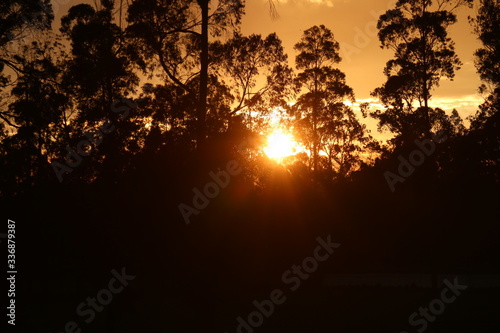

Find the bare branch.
xmin=268 ymin=0 xmax=280 ymax=20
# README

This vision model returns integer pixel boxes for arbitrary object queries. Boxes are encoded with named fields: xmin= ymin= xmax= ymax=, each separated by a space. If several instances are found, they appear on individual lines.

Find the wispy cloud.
xmin=431 ymin=95 xmax=483 ymax=118
xmin=273 ymin=0 xmax=351 ymax=8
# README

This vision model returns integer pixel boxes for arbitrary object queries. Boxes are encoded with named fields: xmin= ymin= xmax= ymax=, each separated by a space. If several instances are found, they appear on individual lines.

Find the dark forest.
xmin=0 ymin=0 xmax=499 ymax=332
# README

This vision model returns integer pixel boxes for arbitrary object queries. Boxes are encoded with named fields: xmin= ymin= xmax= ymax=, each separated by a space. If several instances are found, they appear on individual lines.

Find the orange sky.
xmin=241 ymin=0 xmax=486 ymax=128
xmin=50 ymin=0 xmax=486 ymax=139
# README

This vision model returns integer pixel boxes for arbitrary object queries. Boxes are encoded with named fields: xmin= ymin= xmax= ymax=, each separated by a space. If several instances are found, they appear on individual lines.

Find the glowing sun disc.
xmin=264 ymin=130 xmax=297 ymax=159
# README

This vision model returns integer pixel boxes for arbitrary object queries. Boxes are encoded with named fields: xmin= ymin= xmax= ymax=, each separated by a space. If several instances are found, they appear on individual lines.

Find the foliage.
xmin=211 ymin=32 xmax=294 ymax=131
xmin=292 ymin=25 xmax=370 ymax=177
xmin=0 ymin=0 xmax=54 ymax=86
xmin=372 ymin=0 xmax=471 ymax=139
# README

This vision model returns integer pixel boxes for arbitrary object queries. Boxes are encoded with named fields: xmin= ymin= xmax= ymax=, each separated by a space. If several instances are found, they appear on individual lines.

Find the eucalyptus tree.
xmin=0 ymin=0 xmax=53 ymax=86
xmin=293 ymin=25 xmax=367 ymax=177
xmin=471 ymin=0 xmax=500 ymax=93
xmin=372 ymin=0 xmax=472 ymax=140
xmin=469 ymin=0 xmax=500 ymax=130
xmin=60 ymin=0 xmax=138 ymax=122
xmin=127 ymin=0 xmax=244 ymax=146
xmin=466 ymin=0 xmax=500 ymax=180
xmin=0 ymin=38 xmax=71 ymax=193
xmin=196 ymin=0 xmax=279 ymax=143
xmin=320 ymin=105 xmax=372 ymax=178
xmin=58 ymin=0 xmax=140 ymax=182
xmin=0 ymin=0 xmax=54 ymax=135
xmin=210 ymin=32 xmax=294 ymax=131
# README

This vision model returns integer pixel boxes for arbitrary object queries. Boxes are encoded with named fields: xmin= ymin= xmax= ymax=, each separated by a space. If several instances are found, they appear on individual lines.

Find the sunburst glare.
xmin=263 ymin=129 xmax=301 ymax=160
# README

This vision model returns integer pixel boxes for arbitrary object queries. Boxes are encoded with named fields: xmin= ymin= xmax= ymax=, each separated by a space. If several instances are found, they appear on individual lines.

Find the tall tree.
xmin=373 ymin=0 xmax=472 ymax=137
xmin=197 ymin=0 xmax=285 ymax=145
xmin=0 ymin=0 xmax=54 ymax=132
xmin=197 ymin=0 xmax=209 ymax=147
xmin=0 ymin=37 xmax=70 ymax=194
xmin=320 ymin=105 xmax=373 ymax=178
xmin=471 ymin=0 xmax=500 ymax=94
xmin=469 ymin=0 xmax=500 ymax=130
xmin=466 ymin=0 xmax=500 ymax=181
xmin=58 ymin=0 xmax=140 ymax=182
xmin=211 ymin=32 xmax=294 ymax=131
xmin=293 ymin=25 xmax=357 ymax=176
xmin=60 ymin=0 xmax=138 ymax=121
xmin=0 ymin=0 xmax=53 ymax=85
xmin=127 ymin=0 xmax=243 ymax=148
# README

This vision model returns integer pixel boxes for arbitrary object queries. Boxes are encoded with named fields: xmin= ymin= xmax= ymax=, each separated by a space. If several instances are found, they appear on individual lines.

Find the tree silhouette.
xmin=0 ymin=2 xmax=499 ymax=332
xmin=373 ymin=0 xmax=472 ymax=139
xmin=53 ymin=0 xmax=142 ymax=183
xmin=469 ymin=0 xmax=500 ymax=131
xmin=127 ymin=0 xmax=243 ymax=149
xmin=471 ymin=0 xmax=500 ymax=94
xmin=0 ymin=0 xmax=53 ymax=86
xmin=60 ymin=1 xmax=138 ymax=119
xmin=320 ymin=105 xmax=373 ymax=178
xmin=293 ymin=25 xmax=364 ymax=177
xmin=466 ymin=0 xmax=500 ymax=181
xmin=211 ymin=32 xmax=294 ymax=131
xmin=0 ymin=34 xmax=73 ymax=194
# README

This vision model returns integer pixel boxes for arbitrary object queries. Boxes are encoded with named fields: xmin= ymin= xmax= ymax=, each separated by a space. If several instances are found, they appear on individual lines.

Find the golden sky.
xmin=50 ymin=0 xmax=486 ymax=137
xmin=241 ymin=0 xmax=485 ymax=124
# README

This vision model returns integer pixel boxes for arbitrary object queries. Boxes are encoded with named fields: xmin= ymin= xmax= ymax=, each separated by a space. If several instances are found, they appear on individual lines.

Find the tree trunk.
xmin=197 ymin=0 xmax=209 ymax=149
xmin=421 ymin=1 xmax=431 ymax=136
xmin=423 ymin=79 xmax=431 ymax=135
xmin=313 ymin=79 xmax=319 ymax=177
xmin=313 ymin=104 xmax=318 ymax=176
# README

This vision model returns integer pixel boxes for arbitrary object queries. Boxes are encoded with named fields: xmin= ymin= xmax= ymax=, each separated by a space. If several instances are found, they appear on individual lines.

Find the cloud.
xmin=272 ymin=0 xmax=351 ymax=8
xmin=309 ymin=0 xmax=351 ymax=7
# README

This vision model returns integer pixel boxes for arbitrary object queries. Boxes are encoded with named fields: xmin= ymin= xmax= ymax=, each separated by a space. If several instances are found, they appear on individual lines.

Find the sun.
xmin=263 ymin=129 xmax=299 ymax=160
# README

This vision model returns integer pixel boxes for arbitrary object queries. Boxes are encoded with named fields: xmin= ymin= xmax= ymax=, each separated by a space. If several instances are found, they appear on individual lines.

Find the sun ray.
xmin=263 ymin=129 xmax=301 ymax=160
